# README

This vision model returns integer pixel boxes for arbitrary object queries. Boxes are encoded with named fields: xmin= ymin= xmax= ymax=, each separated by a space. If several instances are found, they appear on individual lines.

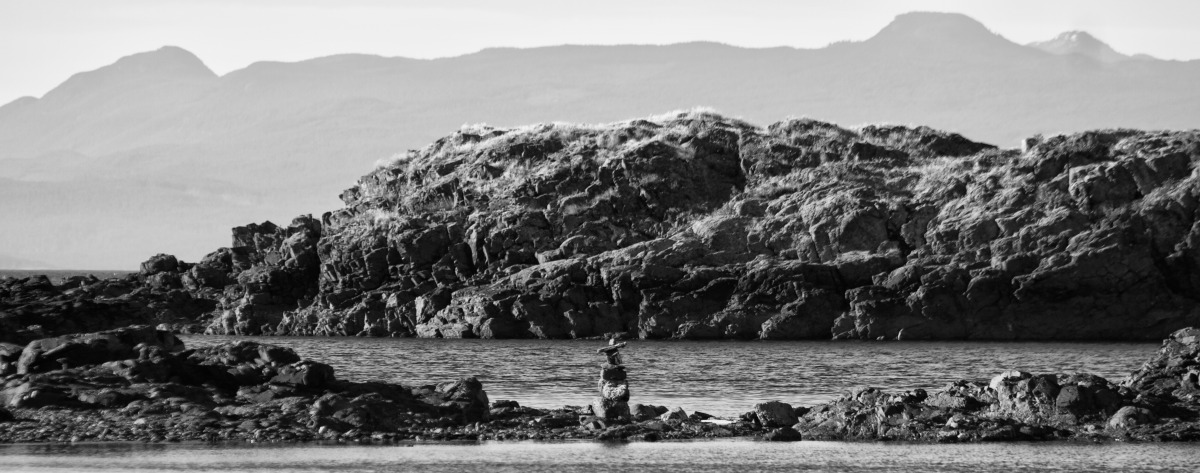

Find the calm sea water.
xmin=0 ymin=270 xmax=134 ymax=281
xmin=181 ymin=336 xmax=1156 ymax=417
xmin=1 ymin=439 xmax=1193 ymax=472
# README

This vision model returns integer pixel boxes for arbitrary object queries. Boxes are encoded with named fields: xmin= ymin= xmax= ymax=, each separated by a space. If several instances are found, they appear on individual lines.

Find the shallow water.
xmin=181 ymin=336 xmax=1156 ymax=417
xmin=0 ymin=439 xmax=1193 ymax=472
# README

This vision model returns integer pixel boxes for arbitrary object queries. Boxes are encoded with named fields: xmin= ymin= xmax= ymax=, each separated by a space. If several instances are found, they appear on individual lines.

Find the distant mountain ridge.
xmin=2 ymin=11 xmax=1199 ymax=269
xmin=1028 ymin=30 xmax=1139 ymax=63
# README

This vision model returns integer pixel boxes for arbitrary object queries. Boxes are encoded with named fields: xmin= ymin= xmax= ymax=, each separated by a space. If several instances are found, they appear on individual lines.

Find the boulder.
xmin=659 ymin=406 xmax=688 ymax=422
xmin=764 ymin=426 xmax=803 ymax=442
xmin=271 ymin=360 xmax=336 ymax=389
xmin=435 ymin=376 xmax=490 ymax=423
xmin=590 ymin=398 xmax=631 ymax=421
xmin=991 ymin=373 xmax=1059 ymax=421
xmin=1107 ymin=406 xmax=1157 ymax=429
xmin=629 ymin=403 xmax=660 ymax=421
xmin=140 ymin=254 xmax=180 ymax=276
xmin=17 ymin=325 xmax=182 ymax=375
xmin=754 ymin=401 xmax=799 ymax=428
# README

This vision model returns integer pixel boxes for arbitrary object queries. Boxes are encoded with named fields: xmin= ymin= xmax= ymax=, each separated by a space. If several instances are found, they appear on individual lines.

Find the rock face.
xmin=11 ymin=111 xmax=1200 ymax=340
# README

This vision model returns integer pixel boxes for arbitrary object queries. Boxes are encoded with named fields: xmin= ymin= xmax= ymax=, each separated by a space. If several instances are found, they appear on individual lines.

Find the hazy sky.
xmin=2 ymin=0 xmax=1198 ymax=105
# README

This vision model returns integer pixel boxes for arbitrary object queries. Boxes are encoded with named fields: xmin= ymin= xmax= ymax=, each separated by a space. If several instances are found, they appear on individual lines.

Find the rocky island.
xmin=4 ymin=111 xmax=1200 ymax=443
xmin=5 ymin=111 xmax=1200 ymax=343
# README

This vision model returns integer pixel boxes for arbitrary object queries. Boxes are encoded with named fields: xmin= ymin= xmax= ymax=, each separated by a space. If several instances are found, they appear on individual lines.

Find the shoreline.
xmin=2 ymin=326 xmax=1199 ymax=445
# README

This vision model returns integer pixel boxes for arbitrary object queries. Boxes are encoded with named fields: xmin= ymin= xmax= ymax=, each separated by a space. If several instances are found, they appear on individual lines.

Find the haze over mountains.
xmin=2 ymin=11 xmax=1198 ymax=269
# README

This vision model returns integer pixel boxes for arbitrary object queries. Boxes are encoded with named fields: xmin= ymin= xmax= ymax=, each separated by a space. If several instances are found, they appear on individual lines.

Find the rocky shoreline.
xmin=6 ymin=112 xmax=1200 ymax=342
xmin=2 ymin=325 xmax=1198 ymax=444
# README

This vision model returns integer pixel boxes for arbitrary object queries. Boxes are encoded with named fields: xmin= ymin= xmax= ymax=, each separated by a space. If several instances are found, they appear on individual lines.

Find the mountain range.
xmin=2 ymin=11 xmax=1198 ymax=269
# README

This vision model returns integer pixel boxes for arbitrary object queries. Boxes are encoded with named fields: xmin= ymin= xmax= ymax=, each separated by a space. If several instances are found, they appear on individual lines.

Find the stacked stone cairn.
xmin=590 ymin=340 xmax=631 ymax=422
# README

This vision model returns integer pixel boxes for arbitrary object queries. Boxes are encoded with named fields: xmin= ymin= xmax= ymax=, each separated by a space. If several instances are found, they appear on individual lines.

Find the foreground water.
xmin=182 ymin=336 xmax=1155 ymax=417
xmin=0 ymin=337 xmax=1175 ymax=471
xmin=1 ymin=439 xmax=1193 ymax=472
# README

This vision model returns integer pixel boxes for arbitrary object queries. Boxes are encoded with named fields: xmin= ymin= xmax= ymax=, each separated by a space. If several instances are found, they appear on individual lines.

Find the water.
xmin=0 ymin=270 xmax=134 ymax=281
xmin=181 ymin=336 xmax=1156 ymax=417
xmin=0 ymin=439 xmax=1193 ymax=472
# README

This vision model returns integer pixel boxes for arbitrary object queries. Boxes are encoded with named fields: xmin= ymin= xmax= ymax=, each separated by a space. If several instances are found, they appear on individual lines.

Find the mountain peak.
xmin=1029 ymin=31 xmax=1130 ymax=63
xmin=39 ymin=46 xmax=216 ymax=104
xmin=109 ymin=46 xmax=216 ymax=78
xmin=869 ymin=12 xmax=1001 ymax=44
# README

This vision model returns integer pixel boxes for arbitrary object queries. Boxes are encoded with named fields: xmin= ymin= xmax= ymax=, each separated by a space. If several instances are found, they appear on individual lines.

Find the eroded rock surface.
xmin=9 ymin=112 xmax=1200 ymax=340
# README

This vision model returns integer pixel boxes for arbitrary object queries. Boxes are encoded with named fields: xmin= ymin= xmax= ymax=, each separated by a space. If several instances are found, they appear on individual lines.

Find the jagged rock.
xmin=1122 ymin=327 xmax=1200 ymax=399
xmin=12 ymin=114 xmax=1200 ymax=341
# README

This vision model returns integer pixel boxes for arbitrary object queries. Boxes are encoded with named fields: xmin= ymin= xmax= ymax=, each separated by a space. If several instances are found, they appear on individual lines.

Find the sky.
xmin=1 ymin=0 xmax=1198 ymax=105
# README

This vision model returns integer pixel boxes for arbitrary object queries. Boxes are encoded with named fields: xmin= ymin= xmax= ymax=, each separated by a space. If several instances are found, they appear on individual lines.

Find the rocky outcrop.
xmin=773 ymin=327 xmax=1200 ymax=441
xmin=12 ymin=112 xmax=1200 ymax=340
xmin=0 ymin=272 xmax=213 ymax=345
xmin=5 ymin=325 xmax=1200 ymax=443
xmin=0 ymin=326 xmax=761 ymax=443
